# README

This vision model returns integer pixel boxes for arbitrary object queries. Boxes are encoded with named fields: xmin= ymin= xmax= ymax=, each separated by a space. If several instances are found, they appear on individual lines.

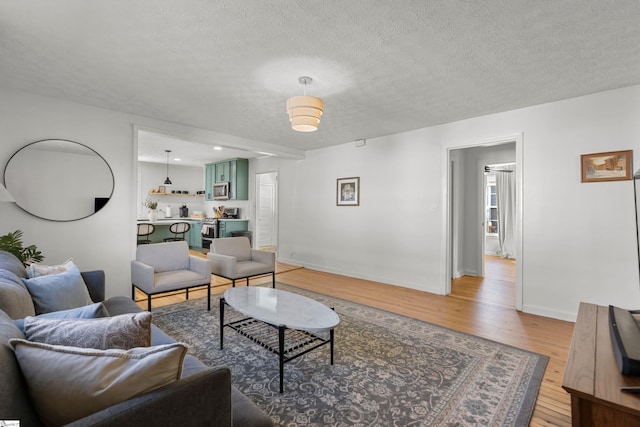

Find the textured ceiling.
xmin=1 ymin=1 xmax=640 ymax=158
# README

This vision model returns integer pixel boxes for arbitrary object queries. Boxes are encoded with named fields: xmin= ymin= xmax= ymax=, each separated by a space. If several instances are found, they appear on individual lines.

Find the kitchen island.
xmin=137 ymin=218 xmax=203 ymax=249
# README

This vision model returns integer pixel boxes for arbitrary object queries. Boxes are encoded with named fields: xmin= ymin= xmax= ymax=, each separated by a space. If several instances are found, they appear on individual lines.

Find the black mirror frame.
xmin=3 ymin=139 xmax=115 ymax=222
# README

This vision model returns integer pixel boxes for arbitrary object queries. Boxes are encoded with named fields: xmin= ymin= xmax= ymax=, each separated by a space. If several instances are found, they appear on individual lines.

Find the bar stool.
xmin=137 ymin=223 xmax=155 ymax=245
xmin=164 ymin=222 xmax=191 ymax=242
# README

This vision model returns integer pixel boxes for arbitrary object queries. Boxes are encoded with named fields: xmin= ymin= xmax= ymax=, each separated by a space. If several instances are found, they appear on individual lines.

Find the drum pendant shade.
xmin=286 ymin=95 xmax=324 ymax=132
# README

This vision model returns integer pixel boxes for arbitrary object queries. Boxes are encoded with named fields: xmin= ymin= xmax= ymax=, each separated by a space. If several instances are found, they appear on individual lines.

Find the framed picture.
xmin=337 ymin=177 xmax=360 ymax=206
xmin=581 ymin=150 xmax=633 ymax=183
xmin=158 ymin=185 xmax=166 ymax=194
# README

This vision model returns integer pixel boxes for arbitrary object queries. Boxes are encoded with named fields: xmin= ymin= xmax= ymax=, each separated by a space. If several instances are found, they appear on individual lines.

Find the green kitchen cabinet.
xmin=214 ymin=161 xmax=230 ymax=182
xmin=204 ymin=158 xmax=248 ymax=201
xmin=189 ymin=221 xmax=202 ymax=250
xmin=205 ymin=163 xmax=214 ymax=201
xmin=218 ymin=220 xmax=248 ymax=238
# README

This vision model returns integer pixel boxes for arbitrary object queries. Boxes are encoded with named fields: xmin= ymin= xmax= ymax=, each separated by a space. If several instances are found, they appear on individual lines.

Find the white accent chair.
xmin=207 ymin=237 xmax=275 ymax=288
xmin=131 ymin=241 xmax=212 ymax=311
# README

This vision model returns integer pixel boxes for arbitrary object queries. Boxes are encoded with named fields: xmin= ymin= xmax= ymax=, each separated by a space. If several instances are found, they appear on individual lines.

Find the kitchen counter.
xmin=136 ymin=218 xmax=203 ymax=249
xmin=137 ymin=218 xmax=203 ymax=224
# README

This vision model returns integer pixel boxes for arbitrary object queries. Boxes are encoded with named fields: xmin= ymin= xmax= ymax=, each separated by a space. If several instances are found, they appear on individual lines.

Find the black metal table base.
xmin=220 ymin=297 xmax=335 ymax=393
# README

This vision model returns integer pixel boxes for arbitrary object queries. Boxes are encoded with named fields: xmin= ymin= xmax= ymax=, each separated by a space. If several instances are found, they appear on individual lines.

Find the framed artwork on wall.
xmin=158 ymin=185 xmax=167 ymax=194
xmin=581 ymin=150 xmax=633 ymax=183
xmin=337 ymin=177 xmax=360 ymax=206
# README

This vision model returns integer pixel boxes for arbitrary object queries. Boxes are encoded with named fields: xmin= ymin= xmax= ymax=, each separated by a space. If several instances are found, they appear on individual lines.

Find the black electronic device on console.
xmin=609 ymin=305 xmax=640 ymax=381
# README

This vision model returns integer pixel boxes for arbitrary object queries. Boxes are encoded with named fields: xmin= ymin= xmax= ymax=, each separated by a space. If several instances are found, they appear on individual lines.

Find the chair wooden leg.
xmin=147 ymin=295 xmax=152 ymax=312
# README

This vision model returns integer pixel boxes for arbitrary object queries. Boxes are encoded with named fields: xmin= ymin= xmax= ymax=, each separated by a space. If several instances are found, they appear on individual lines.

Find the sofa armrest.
xmin=251 ymin=250 xmax=275 ymax=269
xmin=81 ymin=270 xmax=105 ymax=303
xmin=131 ymin=260 xmax=155 ymax=293
xmin=65 ymin=367 xmax=232 ymax=427
xmin=207 ymin=253 xmax=237 ymax=278
xmin=189 ymin=255 xmax=212 ymax=278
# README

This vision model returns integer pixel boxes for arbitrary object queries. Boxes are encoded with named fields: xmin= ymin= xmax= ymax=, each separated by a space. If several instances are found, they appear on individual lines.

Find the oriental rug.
xmin=152 ymin=284 xmax=547 ymax=427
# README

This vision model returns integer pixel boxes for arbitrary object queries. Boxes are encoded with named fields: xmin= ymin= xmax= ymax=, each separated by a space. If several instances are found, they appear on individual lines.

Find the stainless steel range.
xmin=201 ymin=218 xmax=218 ymax=251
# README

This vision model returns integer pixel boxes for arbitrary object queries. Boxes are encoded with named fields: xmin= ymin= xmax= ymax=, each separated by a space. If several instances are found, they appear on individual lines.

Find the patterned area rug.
xmin=152 ymin=284 xmax=548 ymax=426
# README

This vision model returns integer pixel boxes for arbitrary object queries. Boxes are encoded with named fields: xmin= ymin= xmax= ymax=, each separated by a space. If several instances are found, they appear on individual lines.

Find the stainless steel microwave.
xmin=213 ymin=181 xmax=229 ymax=200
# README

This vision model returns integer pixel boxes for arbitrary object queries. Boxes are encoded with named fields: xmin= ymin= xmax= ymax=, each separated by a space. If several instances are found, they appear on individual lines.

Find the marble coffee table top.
xmin=223 ymin=287 xmax=340 ymax=332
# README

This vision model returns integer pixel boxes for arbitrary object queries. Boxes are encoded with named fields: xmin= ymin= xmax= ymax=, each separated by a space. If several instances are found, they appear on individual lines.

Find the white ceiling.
xmin=2 ymin=1 xmax=640 ymax=163
xmin=137 ymin=130 xmax=262 ymax=167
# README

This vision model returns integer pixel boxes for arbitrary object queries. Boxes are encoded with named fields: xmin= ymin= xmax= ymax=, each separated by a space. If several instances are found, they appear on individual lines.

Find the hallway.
xmin=451 ymin=256 xmax=516 ymax=308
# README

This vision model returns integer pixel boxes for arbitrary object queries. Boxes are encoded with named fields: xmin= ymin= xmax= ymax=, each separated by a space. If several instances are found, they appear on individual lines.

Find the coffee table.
xmin=220 ymin=287 xmax=340 ymax=392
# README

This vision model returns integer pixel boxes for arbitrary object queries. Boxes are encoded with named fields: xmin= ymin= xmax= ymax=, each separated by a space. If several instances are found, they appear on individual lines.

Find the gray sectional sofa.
xmin=0 ymin=251 xmax=273 ymax=427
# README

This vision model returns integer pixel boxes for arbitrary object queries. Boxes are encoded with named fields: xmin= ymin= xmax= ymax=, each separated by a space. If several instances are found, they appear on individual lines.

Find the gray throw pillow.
xmin=21 ymin=265 xmax=92 ymax=314
xmin=10 ymin=339 xmax=187 ymax=427
xmin=14 ymin=302 xmax=109 ymax=332
xmin=23 ymin=311 xmax=152 ymax=350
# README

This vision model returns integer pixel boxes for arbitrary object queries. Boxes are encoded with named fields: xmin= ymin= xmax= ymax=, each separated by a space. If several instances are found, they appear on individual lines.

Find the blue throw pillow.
xmin=13 ymin=302 xmax=109 ymax=332
xmin=21 ymin=266 xmax=92 ymax=315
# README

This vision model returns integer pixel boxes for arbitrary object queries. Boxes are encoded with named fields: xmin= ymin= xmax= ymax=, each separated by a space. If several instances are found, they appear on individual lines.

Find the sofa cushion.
xmin=136 ymin=241 xmax=190 ymax=273
xmin=24 ymin=311 xmax=152 ymax=350
xmin=0 ymin=309 xmax=41 ymax=426
xmin=0 ymin=250 xmax=28 ymax=278
xmin=21 ymin=265 xmax=92 ymax=314
xmin=10 ymin=339 xmax=188 ymax=427
xmin=14 ymin=301 xmax=109 ymax=332
xmin=102 ymin=295 xmax=143 ymax=316
xmin=27 ymin=258 xmax=75 ymax=278
xmin=0 ymin=269 xmax=36 ymax=319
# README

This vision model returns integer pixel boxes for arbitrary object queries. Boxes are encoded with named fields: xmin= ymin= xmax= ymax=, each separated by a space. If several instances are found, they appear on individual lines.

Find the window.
xmin=486 ymin=175 xmax=498 ymax=235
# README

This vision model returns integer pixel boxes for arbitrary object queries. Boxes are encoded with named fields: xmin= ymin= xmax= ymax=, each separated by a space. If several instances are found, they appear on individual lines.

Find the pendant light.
xmin=286 ymin=76 xmax=323 ymax=132
xmin=163 ymin=150 xmax=172 ymax=186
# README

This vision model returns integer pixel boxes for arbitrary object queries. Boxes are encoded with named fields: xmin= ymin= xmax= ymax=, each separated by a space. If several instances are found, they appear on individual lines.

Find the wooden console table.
xmin=563 ymin=302 xmax=640 ymax=426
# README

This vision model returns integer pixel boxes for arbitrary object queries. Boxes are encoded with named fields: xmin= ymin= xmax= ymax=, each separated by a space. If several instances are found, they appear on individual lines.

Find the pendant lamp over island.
xmin=163 ymin=150 xmax=172 ymax=186
xmin=286 ymin=76 xmax=323 ymax=132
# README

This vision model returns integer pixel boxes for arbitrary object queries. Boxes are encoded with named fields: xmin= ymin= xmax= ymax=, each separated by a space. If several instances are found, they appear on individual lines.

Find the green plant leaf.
xmin=0 ymin=230 xmax=44 ymax=266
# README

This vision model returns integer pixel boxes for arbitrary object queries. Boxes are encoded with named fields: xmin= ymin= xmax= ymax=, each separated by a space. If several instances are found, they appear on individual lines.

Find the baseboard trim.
xmin=276 ymin=257 xmax=443 ymax=295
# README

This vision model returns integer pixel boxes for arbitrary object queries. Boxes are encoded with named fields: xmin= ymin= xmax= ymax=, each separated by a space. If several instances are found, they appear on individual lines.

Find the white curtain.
xmin=496 ymin=167 xmax=516 ymax=259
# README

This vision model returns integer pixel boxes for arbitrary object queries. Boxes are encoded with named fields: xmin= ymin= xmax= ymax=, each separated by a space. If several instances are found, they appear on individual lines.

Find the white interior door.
xmin=256 ymin=172 xmax=277 ymax=249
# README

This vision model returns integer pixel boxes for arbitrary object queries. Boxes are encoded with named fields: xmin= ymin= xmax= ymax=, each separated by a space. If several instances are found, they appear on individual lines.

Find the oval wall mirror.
xmin=3 ymin=139 xmax=114 ymax=221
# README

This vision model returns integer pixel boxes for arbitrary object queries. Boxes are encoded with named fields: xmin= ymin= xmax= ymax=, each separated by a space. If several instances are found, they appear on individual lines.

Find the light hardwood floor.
xmin=136 ymin=255 xmax=573 ymax=427
xmin=451 ymin=255 xmax=516 ymax=308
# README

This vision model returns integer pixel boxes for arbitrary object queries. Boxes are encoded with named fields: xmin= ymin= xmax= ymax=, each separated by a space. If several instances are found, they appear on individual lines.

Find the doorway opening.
xmin=452 ymin=161 xmax=517 ymax=308
xmin=255 ymin=171 xmax=278 ymax=253
xmin=446 ymin=135 xmax=523 ymax=310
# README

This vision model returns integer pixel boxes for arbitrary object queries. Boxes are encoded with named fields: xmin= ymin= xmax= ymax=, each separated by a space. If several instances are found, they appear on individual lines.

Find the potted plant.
xmin=144 ymin=198 xmax=159 ymax=221
xmin=0 ymin=229 xmax=44 ymax=266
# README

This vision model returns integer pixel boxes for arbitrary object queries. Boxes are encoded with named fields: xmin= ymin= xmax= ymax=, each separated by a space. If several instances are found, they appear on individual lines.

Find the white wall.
xmin=254 ymin=85 xmax=640 ymax=321
xmin=253 ymin=134 xmax=445 ymax=294
xmin=0 ymin=88 xmax=275 ymax=299
xmin=0 ymin=89 xmax=136 ymax=297
xmin=439 ymin=86 xmax=640 ymax=320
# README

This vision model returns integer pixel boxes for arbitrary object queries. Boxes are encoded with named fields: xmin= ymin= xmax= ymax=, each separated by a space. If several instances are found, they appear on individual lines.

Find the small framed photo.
xmin=158 ymin=185 xmax=167 ymax=194
xmin=337 ymin=177 xmax=360 ymax=206
xmin=581 ymin=150 xmax=633 ymax=183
